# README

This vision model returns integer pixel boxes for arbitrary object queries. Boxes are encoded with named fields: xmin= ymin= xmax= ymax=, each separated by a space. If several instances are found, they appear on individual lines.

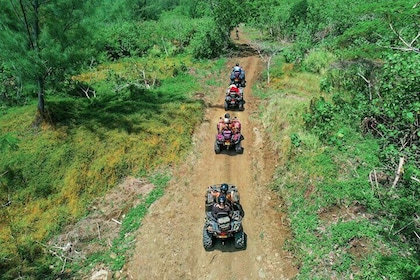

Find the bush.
xmin=302 ymin=50 xmax=337 ymax=74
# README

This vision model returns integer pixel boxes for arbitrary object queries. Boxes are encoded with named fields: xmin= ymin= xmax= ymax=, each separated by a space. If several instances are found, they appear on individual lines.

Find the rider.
xmin=226 ymin=84 xmax=241 ymax=97
xmin=230 ymin=63 xmax=246 ymax=87
xmin=208 ymin=183 xmax=244 ymax=217
xmin=211 ymin=195 xmax=231 ymax=233
xmin=231 ymin=116 xmax=241 ymax=133
xmin=217 ymin=113 xmax=232 ymax=133
xmin=220 ymin=121 xmax=233 ymax=141
xmin=210 ymin=183 xmax=234 ymax=203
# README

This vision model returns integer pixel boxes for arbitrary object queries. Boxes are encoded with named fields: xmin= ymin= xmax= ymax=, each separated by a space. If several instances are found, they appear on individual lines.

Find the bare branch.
xmin=111 ymin=218 xmax=122 ymax=225
xmin=250 ymin=42 xmax=282 ymax=84
xmin=391 ymin=157 xmax=405 ymax=189
xmin=389 ymin=23 xmax=420 ymax=53
xmin=393 ymin=220 xmax=414 ymax=235
xmin=357 ymin=73 xmax=372 ymax=100
xmin=96 ymin=222 xmax=101 ymax=240
xmin=2 ymin=200 xmax=11 ymax=207
xmin=80 ymin=86 xmax=95 ymax=99
xmin=411 ymin=176 xmax=420 ymax=183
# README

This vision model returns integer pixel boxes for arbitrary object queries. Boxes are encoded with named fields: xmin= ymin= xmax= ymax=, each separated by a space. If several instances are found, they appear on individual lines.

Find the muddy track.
xmin=125 ymin=31 xmax=298 ymax=280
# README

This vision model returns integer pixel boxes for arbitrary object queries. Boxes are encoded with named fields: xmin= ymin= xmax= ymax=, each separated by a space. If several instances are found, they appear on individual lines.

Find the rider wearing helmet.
xmin=206 ymin=183 xmax=244 ymax=219
xmin=212 ymin=195 xmax=231 ymax=217
xmin=210 ymin=195 xmax=232 ymax=233
xmin=209 ymin=183 xmax=234 ymax=203
xmin=224 ymin=113 xmax=231 ymax=127
xmin=217 ymin=113 xmax=231 ymax=133
xmin=220 ymin=183 xmax=229 ymax=194
xmin=230 ymin=63 xmax=246 ymax=87
xmin=233 ymin=63 xmax=241 ymax=72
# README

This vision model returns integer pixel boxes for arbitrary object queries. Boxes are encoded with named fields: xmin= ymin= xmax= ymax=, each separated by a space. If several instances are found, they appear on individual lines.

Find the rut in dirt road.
xmin=125 ymin=32 xmax=298 ymax=279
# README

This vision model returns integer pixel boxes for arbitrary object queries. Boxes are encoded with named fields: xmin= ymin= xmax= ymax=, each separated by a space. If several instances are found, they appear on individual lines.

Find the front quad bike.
xmin=203 ymin=210 xmax=246 ymax=251
xmin=214 ymin=130 xmax=244 ymax=154
xmin=224 ymin=89 xmax=245 ymax=111
xmin=203 ymin=184 xmax=246 ymax=250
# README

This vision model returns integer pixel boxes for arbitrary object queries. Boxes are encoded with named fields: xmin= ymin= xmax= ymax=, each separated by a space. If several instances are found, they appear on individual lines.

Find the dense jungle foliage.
xmin=0 ymin=0 xmax=419 ymax=279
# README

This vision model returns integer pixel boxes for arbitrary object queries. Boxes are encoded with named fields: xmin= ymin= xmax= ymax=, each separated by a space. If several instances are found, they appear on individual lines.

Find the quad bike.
xmin=214 ymin=129 xmax=244 ymax=154
xmin=224 ymin=88 xmax=245 ymax=111
xmin=203 ymin=184 xmax=246 ymax=251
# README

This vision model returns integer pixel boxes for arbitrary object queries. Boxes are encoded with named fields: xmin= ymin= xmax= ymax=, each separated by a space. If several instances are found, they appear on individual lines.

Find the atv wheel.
xmin=235 ymin=143 xmax=243 ymax=154
xmin=214 ymin=142 xmax=221 ymax=154
xmin=234 ymin=203 xmax=245 ymax=218
xmin=239 ymin=101 xmax=245 ymax=111
xmin=234 ymin=230 xmax=246 ymax=250
xmin=224 ymin=101 xmax=229 ymax=111
xmin=205 ymin=192 xmax=214 ymax=211
xmin=203 ymin=227 xmax=214 ymax=251
xmin=205 ymin=203 xmax=213 ymax=212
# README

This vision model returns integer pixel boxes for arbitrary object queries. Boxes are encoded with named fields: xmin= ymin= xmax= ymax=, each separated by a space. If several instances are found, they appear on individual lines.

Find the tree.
xmin=208 ymin=0 xmax=247 ymax=42
xmin=0 ymin=0 xmax=94 ymax=118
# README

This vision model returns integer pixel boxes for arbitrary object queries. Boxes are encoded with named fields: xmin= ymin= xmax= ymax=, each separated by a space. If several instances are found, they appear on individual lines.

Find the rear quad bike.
xmin=214 ymin=129 xmax=244 ymax=154
xmin=224 ymin=89 xmax=245 ymax=111
xmin=203 ymin=208 xmax=246 ymax=250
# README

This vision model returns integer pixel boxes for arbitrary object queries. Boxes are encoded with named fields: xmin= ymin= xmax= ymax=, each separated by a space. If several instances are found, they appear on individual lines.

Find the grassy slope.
xmin=0 ymin=56 xmax=229 ymax=277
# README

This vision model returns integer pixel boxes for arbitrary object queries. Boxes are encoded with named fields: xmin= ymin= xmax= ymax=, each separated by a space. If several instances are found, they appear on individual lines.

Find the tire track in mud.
xmin=125 ymin=48 xmax=298 ymax=279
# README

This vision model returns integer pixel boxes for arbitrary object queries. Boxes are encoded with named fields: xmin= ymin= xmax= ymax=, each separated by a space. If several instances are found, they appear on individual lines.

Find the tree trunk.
xmin=34 ymin=0 xmax=45 ymax=117
xmin=37 ymin=76 xmax=45 ymax=115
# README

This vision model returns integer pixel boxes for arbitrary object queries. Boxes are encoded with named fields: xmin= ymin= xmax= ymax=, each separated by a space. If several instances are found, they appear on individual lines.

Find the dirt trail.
xmin=125 ymin=29 xmax=298 ymax=280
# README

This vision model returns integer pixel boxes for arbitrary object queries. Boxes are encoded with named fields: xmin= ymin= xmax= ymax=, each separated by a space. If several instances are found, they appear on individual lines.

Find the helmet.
xmin=218 ymin=195 xmax=226 ymax=204
xmin=220 ymin=183 xmax=229 ymax=194
xmin=236 ymin=63 xmax=239 ymax=66
xmin=224 ymin=113 xmax=231 ymax=119
xmin=224 ymin=118 xmax=230 ymax=124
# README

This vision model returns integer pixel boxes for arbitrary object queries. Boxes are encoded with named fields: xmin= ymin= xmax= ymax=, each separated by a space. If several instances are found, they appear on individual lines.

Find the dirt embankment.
xmin=124 ymin=29 xmax=298 ymax=279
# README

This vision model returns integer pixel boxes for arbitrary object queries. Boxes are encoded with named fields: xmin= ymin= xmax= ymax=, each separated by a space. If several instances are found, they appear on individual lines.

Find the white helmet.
xmin=224 ymin=118 xmax=230 ymax=124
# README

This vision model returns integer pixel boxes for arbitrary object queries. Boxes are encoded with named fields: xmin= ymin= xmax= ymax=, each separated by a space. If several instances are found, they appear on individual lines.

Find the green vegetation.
xmin=260 ymin=56 xmax=419 ymax=278
xmin=1 ymin=0 xmax=419 ymax=279
xmin=248 ymin=0 xmax=420 ymax=278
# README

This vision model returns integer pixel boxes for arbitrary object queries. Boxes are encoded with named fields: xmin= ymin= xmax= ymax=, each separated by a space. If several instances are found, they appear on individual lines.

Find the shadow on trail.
xmin=215 ymin=148 xmax=245 ymax=156
xmin=204 ymin=233 xmax=248 ymax=252
xmin=227 ymin=43 xmax=259 ymax=58
xmin=207 ymin=103 xmax=226 ymax=109
xmin=46 ymin=87 xmax=200 ymax=134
